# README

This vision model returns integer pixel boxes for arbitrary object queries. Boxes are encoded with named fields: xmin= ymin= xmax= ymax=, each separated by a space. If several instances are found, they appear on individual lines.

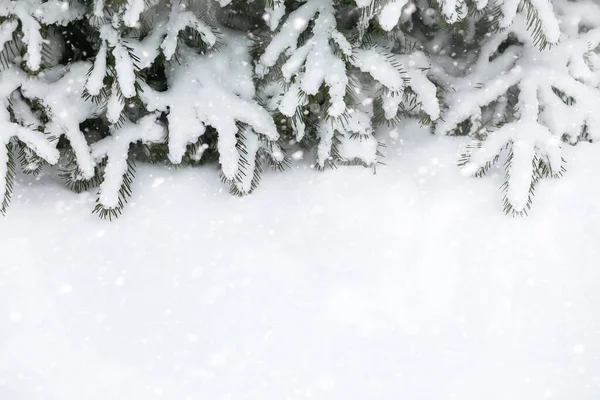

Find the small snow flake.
xmin=293 ymin=17 xmax=307 ymax=30
xmin=152 ymin=177 xmax=165 ymax=188
xmin=187 ymin=334 xmax=198 ymax=343
xmin=58 ymin=283 xmax=73 ymax=294
xmin=210 ymin=353 xmax=227 ymax=366
xmin=361 ymin=97 xmax=374 ymax=106
xmin=9 ymin=312 xmax=21 ymax=322
xmin=543 ymin=388 xmax=554 ymax=398
xmin=573 ymin=344 xmax=585 ymax=354
xmin=316 ymin=374 xmax=335 ymax=391
xmin=153 ymin=386 xmax=164 ymax=396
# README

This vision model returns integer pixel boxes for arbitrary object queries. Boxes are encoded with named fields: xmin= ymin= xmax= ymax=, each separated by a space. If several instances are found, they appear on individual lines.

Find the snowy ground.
xmin=1 ymin=122 xmax=599 ymax=400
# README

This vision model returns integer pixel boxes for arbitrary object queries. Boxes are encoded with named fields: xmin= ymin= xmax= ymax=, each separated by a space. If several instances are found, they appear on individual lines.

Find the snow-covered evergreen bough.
xmin=0 ymin=0 xmax=599 ymax=218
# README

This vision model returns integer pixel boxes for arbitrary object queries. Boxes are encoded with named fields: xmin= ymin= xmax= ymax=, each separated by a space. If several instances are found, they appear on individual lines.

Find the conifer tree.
xmin=0 ymin=0 xmax=599 ymax=218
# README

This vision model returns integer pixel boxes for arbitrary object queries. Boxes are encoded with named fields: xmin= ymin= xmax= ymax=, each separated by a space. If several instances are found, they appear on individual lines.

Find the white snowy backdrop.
xmin=1 ymin=123 xmax=599 ymax=399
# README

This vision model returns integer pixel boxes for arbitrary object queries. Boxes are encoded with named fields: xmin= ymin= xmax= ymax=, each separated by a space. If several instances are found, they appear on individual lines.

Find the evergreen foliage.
xmin=0 ymin=0 xmax=599 ymax=217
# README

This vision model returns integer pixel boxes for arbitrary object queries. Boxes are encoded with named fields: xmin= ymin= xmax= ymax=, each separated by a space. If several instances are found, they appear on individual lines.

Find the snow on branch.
xmin=353 ymin=46 xmax=440 ymax=123
xmin=0 ymin=67 xmax=59 ymax=214
xmin=84 ymin=25 xmax=141 ymax=124
xmin=91 ymin=113 xmax=165 ymax=216
xmin=443 ymin=7 xmax=600 ymax=213
xmin=0 ymin=0 xmax=84 ymax=71
xmin=255 ymin=0 xmax=387 ymax=167
xmin=21 ymin=62 xmax=101 ymax=179
xmin=263 ymin=0 xmax=286 ymax=31
xmin=122 ymin=0 xmax=219 ymax=70
xmin=140 ymin=36 xmax=279 ymax=182
xmin=256 ymin=0 xmax=350 ymax=119
xmin=160 ymin=0 xmax=217 ymax=59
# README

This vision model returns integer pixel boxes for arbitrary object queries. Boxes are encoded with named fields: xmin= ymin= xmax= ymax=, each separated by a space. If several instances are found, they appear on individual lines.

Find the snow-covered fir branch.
xmin=0 ymin=0 xmax=598 ymax=217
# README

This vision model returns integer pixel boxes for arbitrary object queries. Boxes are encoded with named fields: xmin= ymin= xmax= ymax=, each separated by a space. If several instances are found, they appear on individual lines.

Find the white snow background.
xmin=1 ymin=122 xmax=599 ymax=399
